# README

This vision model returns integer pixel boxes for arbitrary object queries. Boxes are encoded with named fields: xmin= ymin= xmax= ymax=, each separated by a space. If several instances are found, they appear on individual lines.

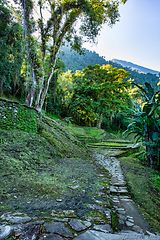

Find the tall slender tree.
xmin=15 ymin=0 xmax=127 ymax=112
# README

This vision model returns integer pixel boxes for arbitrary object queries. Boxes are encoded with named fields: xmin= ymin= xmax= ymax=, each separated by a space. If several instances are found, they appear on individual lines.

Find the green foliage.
xmin=46 ymin=64 xmax=132 ymax=131
xmin=0 ymin=4 xmax=10 ymax=37
xmin=111 ymin=210 xmax=119 ymax=231
xmin=109 ymin=61 xmax=160 ymax=91
xmin=0 ymin=99 xmax=37 ymax=133
xmin=119 ymin=155 xmax=160 ymax=231
xmin=70 ymin=64 xmax=131 ymax=127
xmin=124 ymin=82 xmax=160 ymax=168
xmin=64 ymin=117 xmax=73 ymax=125
xmin=0 ymin=3 xmax=23 ymax=97
xmin=16 ymin=0 xmax=126 ymax=110
xmin=59 ymin=47 xmax=160 ymax=91
xmin=16 ymin=106 xmax=37 ymax=132
xmin=59 ymin=46 xmax=107 ymax=71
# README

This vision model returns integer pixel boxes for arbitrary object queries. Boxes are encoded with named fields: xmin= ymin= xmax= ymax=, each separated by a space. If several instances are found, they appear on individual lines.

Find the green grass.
xmin=66 ymin=125 xmax=103 ymax=137
xmin=0 ymin=126 xmax=110 ymax=216
xmin=88 ymin=142 xmax=127 ymax=147
xmin=66 ymin=125 xmax=114 ymax=143
xmin=119 ymin=155 xmax=160 ymax=231
xmin=151 ymin=173 xmax=160 ymax=191
xmin=44 ymin=111 xmax=61 ymax=122
xmin=0 ymin=94 xmax=21 ymax=103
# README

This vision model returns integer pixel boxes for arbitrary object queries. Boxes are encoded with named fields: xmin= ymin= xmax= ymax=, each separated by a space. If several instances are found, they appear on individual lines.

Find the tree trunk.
xmin=52 ymin=73 xmax=58 ymax=104
xmin=97 ymin=113 xmax=103 ymax=128
xmin=36 ymin=66 xmax=55 ymax=112
xmin=0 ymin=79 xmax=3 ymax=96
xmin=35 ymin=75 xmax=44 ymax=108
xmin=35 ymin=56 xmax=45 ymax=108
xmin=35 ymin=48 xmax=59 ymax=112
xmin=23 ymin=0 xmax=38 ymax=107
xmin=145 ymin=133 xmax=154 ymax=167
xmin=25 ymin=70 xmax=36 ymax=107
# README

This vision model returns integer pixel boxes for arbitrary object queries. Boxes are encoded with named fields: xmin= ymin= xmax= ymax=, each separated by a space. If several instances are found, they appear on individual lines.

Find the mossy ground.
xmin=38 ymin=115 xmax=88 ymax=158
xmin=1 ymin=114 xmax=160 ymax=233
xmin=0 ymin=125 xmax=111 ymax=219
xmin=119 ymin=155 xmax=160 ymax=231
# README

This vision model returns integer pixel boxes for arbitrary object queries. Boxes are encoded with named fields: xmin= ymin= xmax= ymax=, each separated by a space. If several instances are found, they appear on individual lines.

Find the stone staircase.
xmin=1 ymin=137 xmax=160 ymax=240
xmin=76 ymin=139 xmax=160 ymax=240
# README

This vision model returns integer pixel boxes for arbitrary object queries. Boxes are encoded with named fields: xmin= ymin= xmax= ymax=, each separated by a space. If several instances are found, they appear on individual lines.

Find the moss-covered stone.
xmin=0 ymin=98 xmax=37 ymax=133
xmin=111 ymin=210 xmax=119 ymax=231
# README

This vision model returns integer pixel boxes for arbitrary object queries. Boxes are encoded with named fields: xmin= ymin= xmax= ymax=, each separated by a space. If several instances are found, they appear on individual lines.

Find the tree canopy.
xmin=11 ymin=0 xmax=127 ymax=111
xmin=67 ymin=64 xmax=131 ymax=127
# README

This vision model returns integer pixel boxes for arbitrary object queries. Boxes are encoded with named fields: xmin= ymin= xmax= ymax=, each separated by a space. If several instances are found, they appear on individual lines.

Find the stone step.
xmin=110 ymin=186 xmax=128 ymax=194
xmin=103 ymin=140 xmax=133 ymax=144
xmin=88 ymin=144 xmax=129 ymax=149
xmin=0 ymin=225 xmax=14 ymax=240
xmin=73 ymin=230 xmax=160 ymax=240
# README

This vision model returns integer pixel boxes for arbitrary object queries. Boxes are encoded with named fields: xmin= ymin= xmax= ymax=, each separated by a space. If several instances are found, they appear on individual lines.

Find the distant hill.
xmin=59 ymin=47 xmax=160 ymax=89
xmin=58 ymin=46 xmax=107 ymax=71
xmin=112 ymin=59 xmax=159 ymax=76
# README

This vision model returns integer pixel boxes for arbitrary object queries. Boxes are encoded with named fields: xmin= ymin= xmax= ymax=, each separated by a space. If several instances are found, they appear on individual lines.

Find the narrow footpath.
xmin=73 ymin=147 xmax=160 ymax=240
xmin=0 ymin=143 xmax=160 ymax=239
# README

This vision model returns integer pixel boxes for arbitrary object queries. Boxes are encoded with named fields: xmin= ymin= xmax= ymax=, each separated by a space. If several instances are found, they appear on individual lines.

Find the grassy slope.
xmin=0 ymin=114 xmax=160 ymax=231
xmin=0 ymin=115 xmax=112 ymax=216
xmin=119 ymin=155 xmax=160 ymax=232
xmin=0 ymin=115 xmax=88 ymax=211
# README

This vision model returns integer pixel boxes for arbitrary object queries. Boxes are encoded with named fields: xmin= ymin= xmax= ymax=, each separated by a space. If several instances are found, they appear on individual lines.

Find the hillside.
xmin=112 ymin=59 xmax=160 ymax=76
xmin=59 ymin=46 xmax=107 ymax=71
xmin=59 ymin=47 xmax=160 ymax=89
xmin=0 ymin=100 xmax=160 ymax=239
xmin=0 ymin=98 xmax=112 ymax=214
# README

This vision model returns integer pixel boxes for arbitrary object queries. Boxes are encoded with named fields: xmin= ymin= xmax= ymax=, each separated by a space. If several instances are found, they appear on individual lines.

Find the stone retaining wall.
xmin=0 ymin=98 xmax=37 ymax=133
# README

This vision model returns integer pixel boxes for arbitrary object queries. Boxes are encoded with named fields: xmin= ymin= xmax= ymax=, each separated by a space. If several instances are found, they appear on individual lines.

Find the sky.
xmin=83 ymin=0 xmax=160 ymax=72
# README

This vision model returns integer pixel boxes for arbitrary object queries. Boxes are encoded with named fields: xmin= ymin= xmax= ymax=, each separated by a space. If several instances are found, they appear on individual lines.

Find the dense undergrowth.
xmin=119 ymin=154 xmax=160 ymax=231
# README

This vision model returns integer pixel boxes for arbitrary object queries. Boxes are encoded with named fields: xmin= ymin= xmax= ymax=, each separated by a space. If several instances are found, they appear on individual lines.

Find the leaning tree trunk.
xmin=35 ymin=65 xmax=55 ymax=112
xmin=35 ymin=44 xmax=60 ymax=112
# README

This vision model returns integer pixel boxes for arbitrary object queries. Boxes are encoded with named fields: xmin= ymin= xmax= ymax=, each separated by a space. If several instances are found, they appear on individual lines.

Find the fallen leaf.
xmin=13 ymin=233 xmax=21 ymax=239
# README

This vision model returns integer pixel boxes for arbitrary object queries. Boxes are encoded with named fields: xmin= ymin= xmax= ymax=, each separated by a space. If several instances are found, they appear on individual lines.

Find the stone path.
xmin=95 ymin=153 xmax=150 ymax=233
xmin=0 ymin=149 xmax=160 ymax=239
